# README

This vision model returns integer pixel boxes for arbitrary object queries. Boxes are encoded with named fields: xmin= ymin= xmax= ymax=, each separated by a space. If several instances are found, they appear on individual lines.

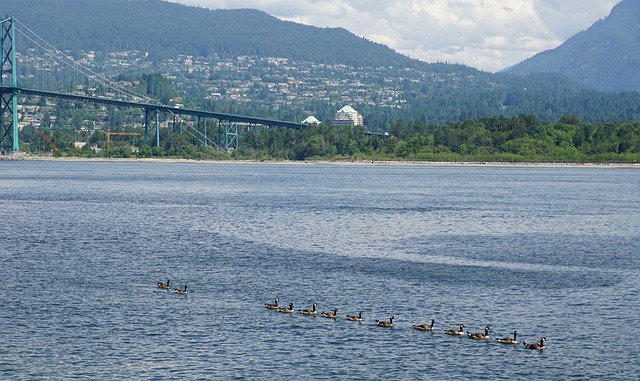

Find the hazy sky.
xmin=168 ymin=0 xmax=620 ymax=72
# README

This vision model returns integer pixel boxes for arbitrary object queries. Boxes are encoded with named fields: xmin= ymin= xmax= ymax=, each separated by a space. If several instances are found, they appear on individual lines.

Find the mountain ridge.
xmin=504 ymin=0 xmax=640 ymax=92
xmin=3 ymin=0 xmax=428 ymax=69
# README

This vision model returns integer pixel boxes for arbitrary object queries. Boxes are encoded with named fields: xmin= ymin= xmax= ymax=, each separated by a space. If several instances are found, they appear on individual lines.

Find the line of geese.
xmin=157 ymin=279 xmax=187 ymax=295
xmin=265 ymin=298 xmax=547 ymax=350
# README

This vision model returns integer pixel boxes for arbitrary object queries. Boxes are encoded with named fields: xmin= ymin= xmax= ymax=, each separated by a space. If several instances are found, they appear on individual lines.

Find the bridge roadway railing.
xmin=1 ymin=84 xmax=387 ymax=151
xmin=0 ymin=85 xmax=305 ymax=151
xmin=0 ymin=86 xmax=305 ymax=130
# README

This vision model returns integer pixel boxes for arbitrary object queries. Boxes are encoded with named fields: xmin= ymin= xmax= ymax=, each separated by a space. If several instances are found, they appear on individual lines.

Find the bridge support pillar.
xmin=0 ymin=17 xmax=18 ymax=152
xmin=144 ymin=107 xmax=160 ymax=148
xmin=223 ymin=120 xmax=238 ymax=150
xmin=203 ymin=117 xmax=208 ymax=147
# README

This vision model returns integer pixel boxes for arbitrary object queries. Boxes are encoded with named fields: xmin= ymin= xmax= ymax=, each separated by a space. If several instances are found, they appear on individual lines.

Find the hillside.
xmin=3 ymin=0 xmax=418 ymax=69
xmin=504 ymin=0 xmax=640 ymax=92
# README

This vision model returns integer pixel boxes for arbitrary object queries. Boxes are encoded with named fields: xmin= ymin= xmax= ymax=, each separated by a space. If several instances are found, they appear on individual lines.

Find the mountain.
xmin=3 ymin=0 xmax=418 ymax=69
xmin=504 ymin=0 xmax=640 ymax=92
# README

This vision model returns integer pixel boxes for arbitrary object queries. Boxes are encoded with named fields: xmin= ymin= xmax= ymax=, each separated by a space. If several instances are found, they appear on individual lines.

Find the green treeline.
xmin=237 ymin=115 xmax=640 ymax=163
xmin=22 ymin=114 xmax=638 ymax=163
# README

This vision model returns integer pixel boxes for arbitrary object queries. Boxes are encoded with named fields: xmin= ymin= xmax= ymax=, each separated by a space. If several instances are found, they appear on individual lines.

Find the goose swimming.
xmin=376 ymin=316 xmax=394 ymax=327
xmin=322 ymin=308 xmax=339 ymax=319
xmin=413 ymin=319 xmax=436 ymax=331
xmin=445 ymin=324 xmax=465 ymax=336
xmin=496 ymin=331 xmax=518 ymax=344
xmin=523 ymin=337 xmax=546 ymax=350
xmin=265 ymin=298 xmax=279 ymax=309
xmin=157 ymin=279 xmax=170 ymax=290
xmin=469 ymin=326 xmax=491 ymax=340
xmin=278 ymin=303 xmax=295 ymax=314
xmin=298 ymin=303 xmax=318 ymax=316
xmin=346 ymin=311 xmax=363 ymax=322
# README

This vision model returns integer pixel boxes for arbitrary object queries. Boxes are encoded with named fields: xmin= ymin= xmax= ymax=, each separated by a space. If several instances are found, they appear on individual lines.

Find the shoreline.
xmin=1 ymin=153 xmax=639 ymax=169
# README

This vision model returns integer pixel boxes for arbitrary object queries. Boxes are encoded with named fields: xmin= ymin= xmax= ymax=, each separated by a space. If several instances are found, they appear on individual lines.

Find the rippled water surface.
xmin=1 ymin=161 xmax=639 ymax=380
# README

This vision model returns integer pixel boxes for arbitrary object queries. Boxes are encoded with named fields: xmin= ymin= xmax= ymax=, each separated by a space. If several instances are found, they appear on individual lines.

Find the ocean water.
xmin=1 ymin=161 xmax=638 ymax=380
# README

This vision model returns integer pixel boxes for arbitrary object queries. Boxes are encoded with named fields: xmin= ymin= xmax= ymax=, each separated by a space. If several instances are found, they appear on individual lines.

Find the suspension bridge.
xmin=0 ymin=16 xmax=304 ymax=153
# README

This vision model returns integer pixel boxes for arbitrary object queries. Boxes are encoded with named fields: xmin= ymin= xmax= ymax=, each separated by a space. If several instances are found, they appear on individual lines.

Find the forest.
xmin=15 ymin=113 xmax=640 ymax=164
xmin=3 ymin=0 xmax=413 ymax=68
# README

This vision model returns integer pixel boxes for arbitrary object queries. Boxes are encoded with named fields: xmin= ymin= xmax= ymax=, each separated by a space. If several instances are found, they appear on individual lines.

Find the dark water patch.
xmin=406 ymin=233 xmax=640 ymax=271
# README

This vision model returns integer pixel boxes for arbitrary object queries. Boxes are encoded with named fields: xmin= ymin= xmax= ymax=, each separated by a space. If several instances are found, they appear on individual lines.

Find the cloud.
xmin=168 ymin=0 xmax=620 ymax=72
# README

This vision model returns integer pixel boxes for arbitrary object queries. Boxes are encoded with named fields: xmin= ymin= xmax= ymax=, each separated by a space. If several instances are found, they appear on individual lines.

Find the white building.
xmin=334 ymin=105 xmax=363 ymax=126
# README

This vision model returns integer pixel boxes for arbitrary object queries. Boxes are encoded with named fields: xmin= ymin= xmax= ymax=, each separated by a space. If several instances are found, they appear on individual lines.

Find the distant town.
xmin=16 ymin=48 xmax=478 ymax=132
xmin=167 ymin=53 xmax=411 ymax=110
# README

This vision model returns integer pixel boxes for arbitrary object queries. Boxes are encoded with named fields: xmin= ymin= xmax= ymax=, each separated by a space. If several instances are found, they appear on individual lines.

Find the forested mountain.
xmin=505 ymin=0 xmax=640 ymax=92
xmin=3 ymin=0 xmax=416 ymax=68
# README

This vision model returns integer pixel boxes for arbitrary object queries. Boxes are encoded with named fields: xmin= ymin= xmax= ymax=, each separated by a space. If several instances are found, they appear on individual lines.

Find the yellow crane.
xmin=105 ymin=129 xmax=141 ymax=151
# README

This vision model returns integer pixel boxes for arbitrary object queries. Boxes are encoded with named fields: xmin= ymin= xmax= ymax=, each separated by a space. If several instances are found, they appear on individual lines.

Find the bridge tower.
xmin=222 ymin=120 xmax=238 ymax=150
xmin=144 ymin=107 xmax=161 ymax=147
xmin=0 ymin=17 xmax=19 ymax=152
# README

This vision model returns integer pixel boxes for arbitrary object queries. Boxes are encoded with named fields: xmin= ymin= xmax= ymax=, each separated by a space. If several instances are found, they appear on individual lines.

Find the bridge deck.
xmin=1 ymin=86 xmax=305 ymax=130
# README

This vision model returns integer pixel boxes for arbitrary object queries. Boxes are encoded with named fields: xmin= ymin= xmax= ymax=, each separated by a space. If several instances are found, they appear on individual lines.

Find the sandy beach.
xmin=1 ymin=152 xmax=639 ymax=169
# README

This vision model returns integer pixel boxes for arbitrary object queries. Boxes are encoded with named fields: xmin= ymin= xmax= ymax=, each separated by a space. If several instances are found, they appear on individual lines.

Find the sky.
xmin=168 ymin=0 xmax=620 ymax=72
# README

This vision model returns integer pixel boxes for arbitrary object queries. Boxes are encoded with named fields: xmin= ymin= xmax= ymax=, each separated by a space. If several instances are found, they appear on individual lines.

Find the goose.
xmin=298 ymin=303 xmax=318 ymax=316
xmin=346 ymin=311 xmax=363 ymax=322
xmin=445 ymin=324 xmax=465 ymax=336
xmin=174 ymin=285 xmax=187 ymax=295
xmin=278 ymin=303 xmax=295 ymax=314
xmin=322 ymin=308 xmax=339 ymax=319
xmin=157 ymin=279 xmax=170 ymax=290
xmin=496 ymin=331 xmax=518 ymax=344
xmin=265 ymin=298 xmax=279 ymax=309
xmin=413 ymin=319 xmax=436 ymax=331
xmin=523 ymin=337 xmax=546 ymax=350
xmin=376 ymin=316 xmax=394 ymax=327
xmin=469 ymin=326 xmax=491 ymax=340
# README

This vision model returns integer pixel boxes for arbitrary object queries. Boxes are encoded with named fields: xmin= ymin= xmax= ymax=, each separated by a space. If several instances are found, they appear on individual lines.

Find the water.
xmin=1 ymin=161 xmax=638 ymax=380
